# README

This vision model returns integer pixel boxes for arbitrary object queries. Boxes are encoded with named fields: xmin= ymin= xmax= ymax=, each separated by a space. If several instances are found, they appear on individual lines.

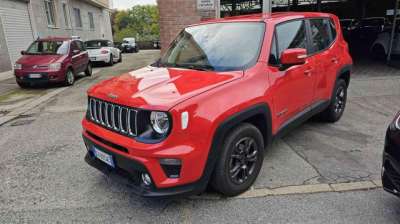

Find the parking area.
xmin=0 ymin=50 xmax=400 ymax=222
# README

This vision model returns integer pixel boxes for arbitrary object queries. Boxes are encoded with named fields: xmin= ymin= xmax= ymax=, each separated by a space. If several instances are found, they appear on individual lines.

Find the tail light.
xmin=101 ymin=50 xmax=109 ymax=54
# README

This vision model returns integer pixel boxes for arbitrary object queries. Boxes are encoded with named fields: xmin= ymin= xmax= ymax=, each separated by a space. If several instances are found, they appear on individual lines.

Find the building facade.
xmin=0 ymin=0 xmax=112 ymax=73
xmin=157 ymin=0 xmax=271 ymax=51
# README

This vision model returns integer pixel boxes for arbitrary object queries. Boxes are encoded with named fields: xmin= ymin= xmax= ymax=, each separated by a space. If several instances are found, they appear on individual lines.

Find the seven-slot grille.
xmin=88 ymin=98 xmax=138 ymax=136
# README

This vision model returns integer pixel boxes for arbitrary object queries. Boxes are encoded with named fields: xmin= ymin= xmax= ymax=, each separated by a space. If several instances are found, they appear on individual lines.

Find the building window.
xmin=73 ymin=8 xmax=82 ymax=28
xmin=88 ymin=12 xmax=95 ymax=30
xmin=62 ymin=3 xmax=70 ymax=28
xmin=44 ymin=0 xmax=56 ymax=26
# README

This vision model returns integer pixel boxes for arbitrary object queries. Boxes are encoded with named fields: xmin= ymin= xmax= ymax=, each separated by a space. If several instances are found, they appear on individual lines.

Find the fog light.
xmin=160 ymin=158 xmax=182 ymax=178
xmin=141 ymin=173 xmax=152 ymax=186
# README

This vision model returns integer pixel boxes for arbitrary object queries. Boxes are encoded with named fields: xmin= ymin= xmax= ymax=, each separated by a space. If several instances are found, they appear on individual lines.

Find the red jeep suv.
xmin=14 ymin=37 xmax=92 ymax=88
xmin=82 ymin=12 xmax=353 ymax=197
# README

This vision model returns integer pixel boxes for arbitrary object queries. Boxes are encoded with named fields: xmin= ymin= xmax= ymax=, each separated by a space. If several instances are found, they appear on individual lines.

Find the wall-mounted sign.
xmin=197 ymin=0 xmax=215 ymax=10
xmin=387 ymin=9 xmax=400 ymax=16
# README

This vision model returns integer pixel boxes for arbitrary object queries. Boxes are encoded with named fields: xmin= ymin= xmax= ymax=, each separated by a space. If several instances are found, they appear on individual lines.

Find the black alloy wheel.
xmin=211 ymin=123 xmax=264 ymax=196
xmin=229 ymin=137 xmax=259 ymax=185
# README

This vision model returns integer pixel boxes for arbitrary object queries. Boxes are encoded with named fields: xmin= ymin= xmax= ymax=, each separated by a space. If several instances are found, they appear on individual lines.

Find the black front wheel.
xmin=211 ymin=123 xmax=264 ymax=196
xmin=17 ymin=81 xmax=29 ymax=88
xmin=64 ymin=69 xmax=75 ymax=86
xmin=372 ymin=45 xmax=386 ymax=60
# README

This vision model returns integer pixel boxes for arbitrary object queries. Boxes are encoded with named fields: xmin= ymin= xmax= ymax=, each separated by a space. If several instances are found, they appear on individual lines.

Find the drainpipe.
xmin=387 ymin=0 xmax=399 ymax=63
xmin=27 ymin=0 xmax=37 ymax=39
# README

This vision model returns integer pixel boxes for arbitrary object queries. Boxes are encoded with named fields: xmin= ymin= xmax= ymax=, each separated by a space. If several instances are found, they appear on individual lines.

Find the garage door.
xmin=0 ymin=3 xmax=34 ymax=67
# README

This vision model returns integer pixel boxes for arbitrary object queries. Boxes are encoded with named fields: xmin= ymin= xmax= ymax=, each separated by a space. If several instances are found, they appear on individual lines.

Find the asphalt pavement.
xmin=0 ymin=50 xmax=400 ymax=223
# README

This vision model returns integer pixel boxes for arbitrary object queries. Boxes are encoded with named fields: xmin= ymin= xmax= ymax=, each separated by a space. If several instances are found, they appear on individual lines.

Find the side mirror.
xmin=21 ymin=50 xmax=26 ymax=55
xmin=280 ymin=48 xmax=307 ymax=67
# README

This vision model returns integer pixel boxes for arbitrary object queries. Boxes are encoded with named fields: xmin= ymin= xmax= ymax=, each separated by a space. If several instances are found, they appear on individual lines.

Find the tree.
xmin=112 ymin=5 xmax=160 ymax=42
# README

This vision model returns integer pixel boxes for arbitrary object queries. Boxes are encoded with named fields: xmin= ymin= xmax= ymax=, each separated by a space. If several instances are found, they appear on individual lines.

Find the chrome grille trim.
xmin=88 ymin=98 xmax=138 ymax=137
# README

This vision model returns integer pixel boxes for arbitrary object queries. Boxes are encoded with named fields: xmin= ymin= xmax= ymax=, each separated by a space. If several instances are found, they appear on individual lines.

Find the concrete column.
xmin=215 ymin=0 xmax=221 ymax=18
xmin=263 ymin=0 xmax=271 ymax=13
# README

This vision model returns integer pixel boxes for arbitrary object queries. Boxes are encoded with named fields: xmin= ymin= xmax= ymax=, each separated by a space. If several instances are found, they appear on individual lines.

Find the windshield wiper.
xmin=175 ymin=63 xmax=214 ymax=71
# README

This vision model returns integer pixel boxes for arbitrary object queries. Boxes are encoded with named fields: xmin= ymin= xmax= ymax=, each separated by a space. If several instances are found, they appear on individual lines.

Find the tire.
xmin=107 ymin=54 xmax=114 ymax=66
xmin=17 ymin=81 xmax=29 ymax=88
xmin=372 ymin=45 xmax=386 ymax=60
xmin=64 ymin=69 xmax=75 ymax=86
xmin=118 ymin=53 xmax=122 ymax=63
xmin=211 ymin=123 xmax=264 ymax=196
xmin=85 ymin=63 xmax=92 ymax=76
xmin=318 ymin=79 xmax=348 ymax=123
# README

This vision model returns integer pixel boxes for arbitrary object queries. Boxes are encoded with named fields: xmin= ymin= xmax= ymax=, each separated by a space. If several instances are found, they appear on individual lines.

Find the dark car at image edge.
xmin=382 ymin=112 xmax=400 ymax=197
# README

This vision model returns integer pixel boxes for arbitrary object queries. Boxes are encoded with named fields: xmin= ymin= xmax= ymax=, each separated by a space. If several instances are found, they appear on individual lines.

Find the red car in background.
xmin=14 ymin=37 xmax=92 ymax=88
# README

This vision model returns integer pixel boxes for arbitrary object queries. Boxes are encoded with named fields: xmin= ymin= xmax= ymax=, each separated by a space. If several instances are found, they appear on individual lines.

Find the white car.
xmin=85 ymin=40 xmax=122 ymax=66
xmin=371 ymin=22 xmax=400 ymax=58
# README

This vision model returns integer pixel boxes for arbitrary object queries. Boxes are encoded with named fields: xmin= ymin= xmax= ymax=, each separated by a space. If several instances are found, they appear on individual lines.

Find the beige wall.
xmin=29 ymin=0 xmax=112 ymax=41
xmin=87 ymin=0 xmax=110 ymax=9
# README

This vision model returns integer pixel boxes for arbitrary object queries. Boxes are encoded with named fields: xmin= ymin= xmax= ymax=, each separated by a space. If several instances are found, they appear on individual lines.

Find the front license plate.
xmin=92 ymin=146 xmax=115 ymax=168
xmin=29 ymin=73 xmax=42 ymax=78
xmin=90 ymin=57 xmax=96 ymax=61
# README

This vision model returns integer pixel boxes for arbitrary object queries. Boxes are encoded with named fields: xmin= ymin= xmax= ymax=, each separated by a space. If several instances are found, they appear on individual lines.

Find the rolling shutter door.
xmin=0 ymin=3 xmax=34 ymax=66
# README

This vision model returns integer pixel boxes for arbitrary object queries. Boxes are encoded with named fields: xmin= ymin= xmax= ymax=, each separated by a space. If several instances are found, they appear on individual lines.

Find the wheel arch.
xmin=195 ymin=103 xmax=273 ymax=191
xmin=336 ymin=64 xmax=352 ymax=87
xmin=371 ymin=42 xmax=388 ymax=55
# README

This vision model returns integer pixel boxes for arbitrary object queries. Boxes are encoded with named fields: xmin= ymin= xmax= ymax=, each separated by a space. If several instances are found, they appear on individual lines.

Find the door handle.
xmin=331 ymin=57 xmax=338 ymax=64
xmin=304 ymin=69 xmax=312 ymax=76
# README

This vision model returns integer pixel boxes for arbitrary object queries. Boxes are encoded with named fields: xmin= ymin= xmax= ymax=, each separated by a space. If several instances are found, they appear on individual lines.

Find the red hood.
xmin=88 ymin=66 xmax=243 ymax=111
xmin=16 ymin=54 xmax=65 ymax=65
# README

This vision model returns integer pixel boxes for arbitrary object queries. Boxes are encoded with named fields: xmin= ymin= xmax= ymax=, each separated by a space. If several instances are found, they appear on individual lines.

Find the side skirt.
xmin=273 ymin=100 xmax=330 ymax=140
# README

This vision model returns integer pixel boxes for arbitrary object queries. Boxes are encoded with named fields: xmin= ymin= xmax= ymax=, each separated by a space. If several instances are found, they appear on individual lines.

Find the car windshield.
xmin=85 ymin=40 xmax=109 ymax=49
xmin=26 ymin=40 xmax=69 ymax=55
xmin=159 ymin=22 xmax=265 ymax=72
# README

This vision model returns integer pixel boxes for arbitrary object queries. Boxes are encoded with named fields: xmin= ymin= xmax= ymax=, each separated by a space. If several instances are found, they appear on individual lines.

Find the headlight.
xmin=49 ymin=63 xmax=61 ymax=71
xmin=150 ymin=111 xmax=170 ymax=134
xmin=14 ymin=63 xmax=22 ymax=70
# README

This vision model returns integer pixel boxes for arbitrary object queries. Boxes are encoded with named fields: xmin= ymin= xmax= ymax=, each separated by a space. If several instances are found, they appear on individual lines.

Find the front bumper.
xmin=83 ymin=134 xmax=205 ymax=197
xmin=15 ymin=70 xmax=65 ymax=84
xmin=382 ymin=129 xmax=400 ymax=197
xmin=82 ymin=129 xmax=207 ymax=198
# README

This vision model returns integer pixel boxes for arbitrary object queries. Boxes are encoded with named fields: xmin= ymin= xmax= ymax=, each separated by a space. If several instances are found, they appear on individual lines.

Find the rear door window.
xmin=309 ymin=19 xmax=334 ymax=54
xmin=329 ymin=19 xmax=337 ymax=42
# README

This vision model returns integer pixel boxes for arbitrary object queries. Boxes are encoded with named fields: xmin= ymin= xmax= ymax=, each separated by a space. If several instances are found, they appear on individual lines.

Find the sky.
xmin=113 ymin=0 xmax=157 ymax=9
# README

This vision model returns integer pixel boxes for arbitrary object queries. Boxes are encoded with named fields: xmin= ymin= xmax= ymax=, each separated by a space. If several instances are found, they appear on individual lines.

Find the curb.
xmin=0 ymin=69 xmax=101 ymax=126
xmin=235 ymin=180 xmax=383 ymax=199
xmin=190 ymin=180 xmax=383 ymax=200
xmin=0 ymin=87 xmax=68 ymax=126
xmin=0 ymin=70 xmax=13 ymax=82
